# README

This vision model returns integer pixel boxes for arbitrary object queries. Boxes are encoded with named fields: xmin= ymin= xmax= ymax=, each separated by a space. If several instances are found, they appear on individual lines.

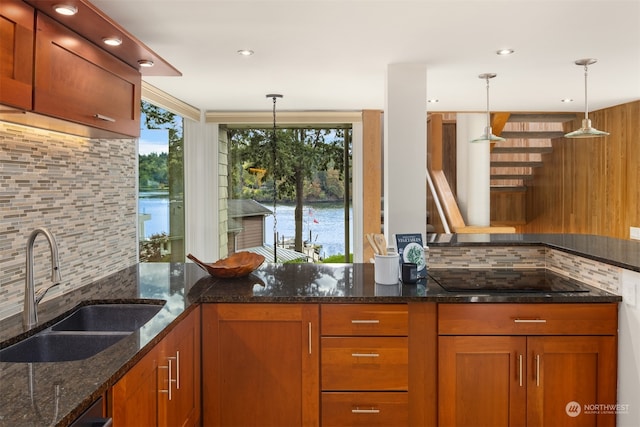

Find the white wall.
xmin=618 ymin=269 xmax=640 ymax=425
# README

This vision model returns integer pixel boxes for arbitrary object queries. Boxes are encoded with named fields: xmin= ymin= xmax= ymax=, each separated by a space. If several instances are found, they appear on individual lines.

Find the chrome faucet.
xmin=24 ymin=228 xmax=62 ymax=329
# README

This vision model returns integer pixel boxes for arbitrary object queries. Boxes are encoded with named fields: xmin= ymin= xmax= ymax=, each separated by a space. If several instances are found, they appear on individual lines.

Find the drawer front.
xmin=322 ymin=392 xmax=408 ymax=427
xmin=321 ymin=304 xmax=408 ymax=336
xmin=438 ymin=303 xmax=618 ymax=335
xmin=321 ymin=337 xmax=408 ymax=391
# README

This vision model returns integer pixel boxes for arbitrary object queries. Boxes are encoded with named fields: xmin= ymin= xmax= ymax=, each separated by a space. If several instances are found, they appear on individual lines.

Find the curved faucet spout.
xmin=24 ymin=228 xmax=62 ymax=329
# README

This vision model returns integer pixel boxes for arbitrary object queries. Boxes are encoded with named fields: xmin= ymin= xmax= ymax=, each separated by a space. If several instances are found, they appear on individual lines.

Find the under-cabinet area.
xmin=438 ymin=303 xmax=618 ymax=427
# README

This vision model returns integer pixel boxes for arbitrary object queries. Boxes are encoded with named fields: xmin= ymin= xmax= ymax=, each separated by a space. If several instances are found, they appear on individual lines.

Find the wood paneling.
xmin=523 ymin=101 xmax=639 ymax=239
xmin=362 ymin=110 xmax=382 ymax=259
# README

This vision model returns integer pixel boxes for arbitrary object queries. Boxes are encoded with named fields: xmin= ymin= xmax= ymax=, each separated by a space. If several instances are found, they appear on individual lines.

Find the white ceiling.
xmin=92 ymin=0 xmax=640 ymax=114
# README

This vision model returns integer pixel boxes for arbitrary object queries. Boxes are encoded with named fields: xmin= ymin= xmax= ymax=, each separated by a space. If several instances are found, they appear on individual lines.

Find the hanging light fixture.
xmin=471 ymin=73 xmax=505 ymax=143
xmin=266 ymin=93 xmax=283 ymax=263
xmin=564 ymin=58 xmax=609 ymax=138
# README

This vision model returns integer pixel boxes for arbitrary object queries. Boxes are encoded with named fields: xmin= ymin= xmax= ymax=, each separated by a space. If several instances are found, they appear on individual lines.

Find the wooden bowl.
xmin=187 ymin=252 xmax=265 ymax=278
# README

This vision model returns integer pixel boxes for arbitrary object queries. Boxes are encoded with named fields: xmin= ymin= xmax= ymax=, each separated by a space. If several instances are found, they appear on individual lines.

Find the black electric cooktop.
xmin=427 ymin=269 xmax=591 ymax=293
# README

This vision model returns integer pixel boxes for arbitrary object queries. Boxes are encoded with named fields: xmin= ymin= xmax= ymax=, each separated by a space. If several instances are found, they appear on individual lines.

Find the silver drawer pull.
xmin=514 ymin=319 xmax=547 ymax=323
xmin=351 ymin=319 xmax=380 ymax=324
xmin=352 ymin=408 xmax=380 ymax=414
xmin=352 ymin=353 xmax=379 ymax=357
xmin=94 ymin=113 xmax=116 ymax=122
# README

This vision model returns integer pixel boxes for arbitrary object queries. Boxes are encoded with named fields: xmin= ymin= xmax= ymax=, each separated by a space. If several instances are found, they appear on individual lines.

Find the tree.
xmin=228 ymin=127 xmax=349 ymax=252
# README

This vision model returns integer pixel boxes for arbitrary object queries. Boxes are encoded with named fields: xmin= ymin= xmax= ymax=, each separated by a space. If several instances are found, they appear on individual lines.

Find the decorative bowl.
xmin=187 ymin=251 xmax=265 ymax=278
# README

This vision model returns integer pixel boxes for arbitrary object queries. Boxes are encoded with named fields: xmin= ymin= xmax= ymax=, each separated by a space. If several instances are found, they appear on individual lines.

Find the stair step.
xmin=500 ymin=131 xmax=565 ymax=139
xmin=492 ymin=146 xmax=553 ymax=154
xmin=507 ymin=113 xmax=577 ymax=123
xmin=491 ymin=174 xmax=534 ymax=180
xmin=491 ymin=161 xmax=543 ymax=168
xmin=490 ymin=186 xmax=527 ymax=192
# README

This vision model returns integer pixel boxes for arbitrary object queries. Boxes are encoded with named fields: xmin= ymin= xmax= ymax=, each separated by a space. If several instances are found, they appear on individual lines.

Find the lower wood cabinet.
xmin=202 ymin=303 xmax=319 ymax=427
xmin=438 ymin=303 xmax=618 ymax=427
xmin=110 ymin=306 xmax=201 ymax=427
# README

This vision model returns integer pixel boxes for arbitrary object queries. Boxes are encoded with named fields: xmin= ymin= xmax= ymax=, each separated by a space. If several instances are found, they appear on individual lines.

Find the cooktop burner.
xmin=428 ymin=269 xmax=591 ymax=293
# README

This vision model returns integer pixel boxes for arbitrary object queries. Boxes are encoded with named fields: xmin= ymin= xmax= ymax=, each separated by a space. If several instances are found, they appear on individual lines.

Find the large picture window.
xmin=225 ymin=125 xmax=352 ymax=263
xmin=138 ymin=101 xmax=185 ymax=262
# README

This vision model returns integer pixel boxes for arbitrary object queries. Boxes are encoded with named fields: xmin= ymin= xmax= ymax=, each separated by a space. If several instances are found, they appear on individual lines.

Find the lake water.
xmin=139 ymin=194 xmax=352 ymax=257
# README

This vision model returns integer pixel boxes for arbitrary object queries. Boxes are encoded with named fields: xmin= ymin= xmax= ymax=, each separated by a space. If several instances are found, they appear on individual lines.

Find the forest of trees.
xmin=139 ymin=152 xmax=169 ymax=190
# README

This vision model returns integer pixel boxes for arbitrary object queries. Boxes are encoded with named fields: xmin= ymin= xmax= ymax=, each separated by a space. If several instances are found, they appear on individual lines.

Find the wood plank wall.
xmin=521 ymin=100 xmax=640 ymax=239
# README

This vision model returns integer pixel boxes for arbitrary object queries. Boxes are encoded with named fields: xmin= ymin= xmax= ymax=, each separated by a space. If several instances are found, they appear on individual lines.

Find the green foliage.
xmin=139 ymin=152 xmax=168 ymax=190
xmin=322 ymin=253 xmax=353 ymax=263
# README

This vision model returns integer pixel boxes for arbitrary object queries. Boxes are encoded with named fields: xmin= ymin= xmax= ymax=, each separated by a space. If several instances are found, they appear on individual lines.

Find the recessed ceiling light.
xmin=237 ymin=49 xmax=254 ymax=57
xmin=102 ymin=37 xmax=122 ymax=47
xmin=561 ymin=98 xmax=574 ymax=103
xmin=496 ymin=49 xmax=514 ymax=56
xmin=137 ymin=59 xmax=154 ymax=68
xmin=53 ymin=4 xmax=78 ymax=16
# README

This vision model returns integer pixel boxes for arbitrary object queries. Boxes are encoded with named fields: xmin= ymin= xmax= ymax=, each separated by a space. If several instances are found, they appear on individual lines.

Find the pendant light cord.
xmin=271 ymin=96 xmax=278 ymax=263
xmin=583 ymin=63 xmax=589 ymax=121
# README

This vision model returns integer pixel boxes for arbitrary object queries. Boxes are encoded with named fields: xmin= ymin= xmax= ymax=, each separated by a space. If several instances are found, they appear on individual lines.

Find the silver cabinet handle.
xmin=514 ymin=319 xmax=547 ymax=323
xmin=94 ymin=113 xmax=116 ymax=122
xmin=518 ymin=354 xmax=523 ymax=387
xmin=351 ymin=319 xmax=380 ymax=324
xmin=159 ymin=358 xmax=173 ymax=401
xmin=352 ymin=408 xmax=380 ymax=414
xmin=175 ymin=351 xmax=180 ymax=390
xmin=308 ymin=322 xmax=312 ymax=355
xmin=536 ymin=354 xmax=541 ymax=387
xmin=351 ymin=353 xmax=379 ymax=357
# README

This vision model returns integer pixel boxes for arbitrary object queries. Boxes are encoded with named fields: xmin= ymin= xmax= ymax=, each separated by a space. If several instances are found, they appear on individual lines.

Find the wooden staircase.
xmin=489 ymin=113 xmax=576 ymax=226
xmin=490 ymin=113 xmax=575 ymax=189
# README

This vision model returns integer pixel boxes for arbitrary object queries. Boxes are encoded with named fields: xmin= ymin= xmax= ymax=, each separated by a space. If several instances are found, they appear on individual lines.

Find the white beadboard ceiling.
xmin=91 ymin=0 xmax=640 ymax=114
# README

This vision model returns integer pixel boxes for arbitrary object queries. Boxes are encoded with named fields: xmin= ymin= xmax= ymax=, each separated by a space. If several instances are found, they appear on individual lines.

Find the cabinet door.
xmin=159 ymin=307 xmax=201 ymax=427
xmin=0 ymin=0 xmax=33 ymax=110
xmin=111 ymin=346 xmax=159 ymax=426
xmin=527 ymin=336 xmax=617 ymax=427
xmin=439 ymin=336 xmax=527 ymax=427
xmin=202 ymin=303 xmax=319 ymax=427
xmin=33 ymin=12 xmax=141 ymax=136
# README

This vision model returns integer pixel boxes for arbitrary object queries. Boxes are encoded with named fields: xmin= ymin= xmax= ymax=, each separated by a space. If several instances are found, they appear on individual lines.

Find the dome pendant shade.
xmin=471 ymin=73 xmax=505 ymax=143
xmin=564 ymin=58 xmax=609 ymax=139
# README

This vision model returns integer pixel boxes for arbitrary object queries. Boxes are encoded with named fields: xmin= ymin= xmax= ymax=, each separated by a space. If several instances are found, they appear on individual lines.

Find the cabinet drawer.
xmin=321 ymin=304 xmax=408 ymax=336
xmin=321 ymin=337 xmax=408 ymax=390
xmin=438 ymin=303 xmax=618 ymax=335
xmin=322 ymin=392 xmax=408 ymax=426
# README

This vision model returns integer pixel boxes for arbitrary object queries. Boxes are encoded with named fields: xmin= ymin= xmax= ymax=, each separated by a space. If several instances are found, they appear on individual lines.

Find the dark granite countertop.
xmin=428 ymin=233 xmax=640 ymax=272
xmin=0 ymin=260 xmax=621 ymax=426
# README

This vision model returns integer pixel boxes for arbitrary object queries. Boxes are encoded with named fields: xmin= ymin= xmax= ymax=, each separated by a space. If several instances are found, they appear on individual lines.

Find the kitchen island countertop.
xmin=0 ymin=236 xmax=626 ymax=426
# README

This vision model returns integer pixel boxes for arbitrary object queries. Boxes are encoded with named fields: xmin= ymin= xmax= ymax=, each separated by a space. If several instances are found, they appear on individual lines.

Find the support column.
xmin=456 ymin=113 xmax=490 ymax=227
xmin=184 ymin=113 xmax=219 ymax=261
xmin=384 ymin=64 xmax=427 ymax=244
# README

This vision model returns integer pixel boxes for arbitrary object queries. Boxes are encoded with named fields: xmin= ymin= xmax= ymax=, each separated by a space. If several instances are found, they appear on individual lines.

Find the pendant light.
xmin=266 ymin=93 xmax=283 ymax=262
xmin=564 ymin=58 xmax=609 ymax=138
xmin=471 ymin=73 xmax=505 ymax=143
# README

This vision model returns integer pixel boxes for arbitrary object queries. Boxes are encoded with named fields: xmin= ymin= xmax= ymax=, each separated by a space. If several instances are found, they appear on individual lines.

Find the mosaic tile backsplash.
xmin=0 ymin=123 xmax=138 ymax=320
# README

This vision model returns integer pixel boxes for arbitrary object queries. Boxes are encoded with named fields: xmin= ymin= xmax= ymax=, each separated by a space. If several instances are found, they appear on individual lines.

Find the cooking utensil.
xmin=374 ymin=234 xmax=387 ymax=255
xmin=365 ymin=233 xmax=380 ymax=255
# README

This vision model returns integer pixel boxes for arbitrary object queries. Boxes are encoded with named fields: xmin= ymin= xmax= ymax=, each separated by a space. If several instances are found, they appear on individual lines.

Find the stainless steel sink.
xmin=0 ymin=303 xmax=163 ymax=363
xmin=50 ymin=303 xmax=162 ymax=332
xmin=0 ymin=332 xmax=129 ymax=363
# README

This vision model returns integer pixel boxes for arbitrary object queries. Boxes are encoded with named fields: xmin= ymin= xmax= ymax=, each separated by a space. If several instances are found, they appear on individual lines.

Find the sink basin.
xmin=51 ymin=303 xmax=163 ymax=332
xmin=0 ymin=332 xmax=129 ymax=363
xmin=0 ymin=303 xmax=163 ymax=363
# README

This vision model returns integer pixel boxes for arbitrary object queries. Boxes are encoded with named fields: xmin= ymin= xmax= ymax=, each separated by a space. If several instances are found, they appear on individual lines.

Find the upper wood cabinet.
xmin=0 ymin=0 xmax=34 ymax=110
xmin=33 ymin=12 xmax=141 ymax=137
